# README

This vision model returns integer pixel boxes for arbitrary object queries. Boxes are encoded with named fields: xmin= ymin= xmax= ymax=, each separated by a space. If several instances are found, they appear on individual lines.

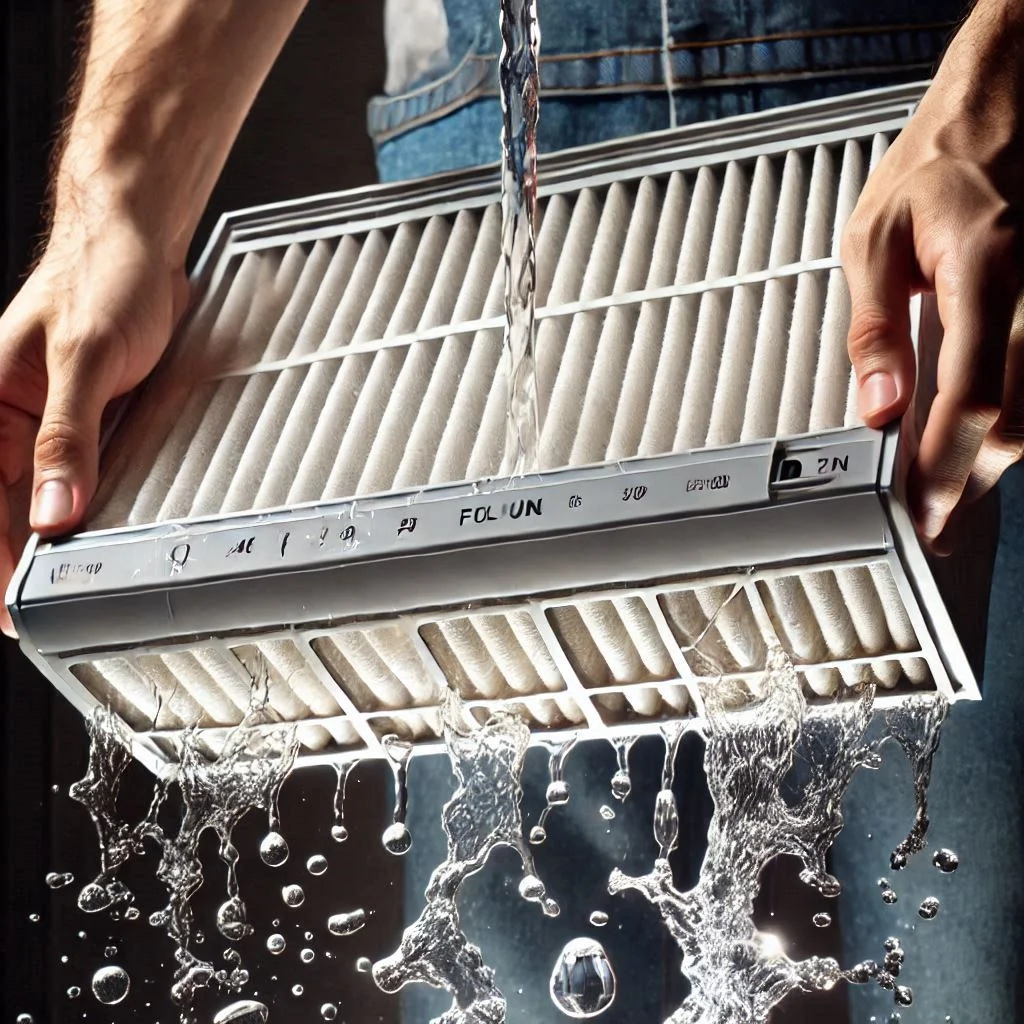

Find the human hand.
xmin=0 ymin=212 xmax=188 ymax=635
xmin=841 ymin=0 xmax=1024 ymax=553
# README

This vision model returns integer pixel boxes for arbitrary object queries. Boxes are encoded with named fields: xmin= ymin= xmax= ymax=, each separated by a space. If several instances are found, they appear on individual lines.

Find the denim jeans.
xmin=384 ymin=2 xmax=1023 ymax=1020
xmin=370 ymin=0 xmax=962 ymax=181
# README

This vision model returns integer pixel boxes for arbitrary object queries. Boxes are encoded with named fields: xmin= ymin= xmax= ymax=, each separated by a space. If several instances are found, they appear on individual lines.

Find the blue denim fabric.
xmin=370 ymin=0 xmax=962 ymax=181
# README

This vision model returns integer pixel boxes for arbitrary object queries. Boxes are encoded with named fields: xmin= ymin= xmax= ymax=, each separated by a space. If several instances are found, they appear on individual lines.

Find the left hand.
xmin=841 ymin=0 xmax=1024 ymax=552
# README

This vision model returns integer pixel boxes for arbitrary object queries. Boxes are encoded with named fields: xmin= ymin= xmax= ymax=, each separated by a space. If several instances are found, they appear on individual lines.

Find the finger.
xmin=841 ymin=207 xmax=918 ymax=428
xmin=931 ymin=296 xmax=1024 ymax=552
xmin=910 ymin=248 xmax=1016 ymax=542
xmin=0 ymin=488 xmax=17 ymax=637
xmin=30 ymin=335 xmax=121 ymax=536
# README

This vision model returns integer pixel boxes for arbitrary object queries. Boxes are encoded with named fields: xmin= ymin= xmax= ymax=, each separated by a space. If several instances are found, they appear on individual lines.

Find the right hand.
xmin=0 ymin=212 xmax=189 ymax=635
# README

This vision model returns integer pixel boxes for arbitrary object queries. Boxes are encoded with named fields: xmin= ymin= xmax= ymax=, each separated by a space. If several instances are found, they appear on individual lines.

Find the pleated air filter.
xmin=7 ymin=84 xmax=982 ymax=772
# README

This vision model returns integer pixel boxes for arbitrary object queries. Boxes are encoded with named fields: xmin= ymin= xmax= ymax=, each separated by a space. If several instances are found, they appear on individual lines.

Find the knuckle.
xmin=846 ymin=308 xmax=900 ymax=364
xmin=34 ymin=418 xmax=88 ymax=470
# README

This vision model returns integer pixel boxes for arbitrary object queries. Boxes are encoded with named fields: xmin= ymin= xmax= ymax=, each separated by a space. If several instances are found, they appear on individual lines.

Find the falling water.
xmin=68 ymin=675 xmax=298 ymax=1023
xmin=373 ymin=695 xmax=557 ymax=1023
xmin=382 ymin=734 xmax=415 ymax=856
xmin=606 ymin=647 xmax=948 ymax=1023
xmin=331 ymin=760 xmax=357 ymax=842
xmin=530 ymin=736 xmax=578 ymax=845
xmin=498 ymin=0 xmax=541 ymax=477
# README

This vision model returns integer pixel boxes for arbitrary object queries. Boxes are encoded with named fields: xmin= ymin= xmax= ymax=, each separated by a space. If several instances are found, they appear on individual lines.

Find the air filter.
xmin=7 ymin=83 xmax=982 ymax=774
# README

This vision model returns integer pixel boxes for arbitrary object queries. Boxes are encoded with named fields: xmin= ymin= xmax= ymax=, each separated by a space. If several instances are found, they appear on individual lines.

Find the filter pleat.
xmin=637 ymin=165 xmax=719 ymax=457
xmin=705 ymin=155 xmax=778 ymax=446
xmin=569 ymin=177 xmax=664 ymax=464
xmin=225 ymin=236 xmax=363 ymax=512
xmin=605 ymin=171 xmax=690 ymax=459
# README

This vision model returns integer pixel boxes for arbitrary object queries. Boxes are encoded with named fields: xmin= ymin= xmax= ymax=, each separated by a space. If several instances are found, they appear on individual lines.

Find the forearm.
xmin=51 ymin=0 xmax=309 ymax=268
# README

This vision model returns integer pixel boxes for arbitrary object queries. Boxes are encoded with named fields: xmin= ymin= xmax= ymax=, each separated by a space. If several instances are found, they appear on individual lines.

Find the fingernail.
xmin=859 ymin=372 xmax=898 ymax=419
xmin=33 ymin=479 xmax=74 ymax=529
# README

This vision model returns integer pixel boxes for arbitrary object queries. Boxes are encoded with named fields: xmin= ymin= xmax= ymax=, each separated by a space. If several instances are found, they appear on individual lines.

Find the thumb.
xmin=30 ymin=340 xmax=115 ymax=535
xmin=841 ymin=214 xmax=918 ymax=428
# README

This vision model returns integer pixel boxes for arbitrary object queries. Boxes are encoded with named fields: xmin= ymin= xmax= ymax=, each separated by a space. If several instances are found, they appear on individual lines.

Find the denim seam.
xmin=368 ymin=22 xmax=952 ymax=146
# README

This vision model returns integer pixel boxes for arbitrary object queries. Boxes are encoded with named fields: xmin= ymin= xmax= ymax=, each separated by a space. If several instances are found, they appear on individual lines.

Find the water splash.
xmin=70 ymin=683 xmax=298 ymax=1021
xmin=498 ymin=0 xmax=541 ymax=477
xmin=885 ymin=697 xmax=948 ymax=870
xmin=608 ymin=648 xmax=888 ymax=1022
xmin=373 ymin=695 xmax=555 ymax=1023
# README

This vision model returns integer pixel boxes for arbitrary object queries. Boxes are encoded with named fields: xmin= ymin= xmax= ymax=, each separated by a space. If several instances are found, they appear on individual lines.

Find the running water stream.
xmin=498 ymin=0 xmax=541 ymax=477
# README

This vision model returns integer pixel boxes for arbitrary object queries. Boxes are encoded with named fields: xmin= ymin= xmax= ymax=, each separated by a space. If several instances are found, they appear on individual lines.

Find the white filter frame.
xmin=6 ymin=83 xmax=981 ymax=774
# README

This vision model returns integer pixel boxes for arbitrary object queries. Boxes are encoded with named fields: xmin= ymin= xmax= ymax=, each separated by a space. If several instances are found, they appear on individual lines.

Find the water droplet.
xmin=104 ymin=946 xmax=118 ymax=958
xmin=60 ymin=954 xmax=69 ymax=964
xmin=331 ymin=825 xmax=349 ymax=843
xmin=77 ymin=931 xmax=86 ymax=939
xmin=846 ymin=960 xmax=878 ymax=984
xmin=881 ymin=887 xmax=898 ymax=905
xmin=300 ymin=948 xmax=315 ymax=964
xmin=282 ymin=884 xmax=305 ymax=908
xmin=546 ymin=780 xmax=570 ymax=805
xmin=356 ymin=957 xmax=373 ymax=973
xmin=877 ymin=971 xmax=896 ymax=991
xmin=890 ymin=851 xmax=908 ymax=871
xmin=124 ymin=907 xmax=139 ymax=921
xmin=46 ymin=872 xmax=74 ymax=889
xmin=812 ymin=913 xmax=832 ymax=928
xmin=213 ymin=1000 xmax=269 ymax=1024
xmin=77 ymin=883 xmax=113 ymax=913
xmin=321 ymin=1004 xmax=338 ymax=1021
xmin=28 ymin=913 xmax=39 ymax=923
xmin=894 ymin=986 xmax=913 ymax=1007
xmin=543 ymin=898 xmax=561 ymax=918
xmin=291 ymin=984 xmax=304 ymax=997
xmin=91 ymin=965 xmax=130 ymax=1005
xmin=884 ymin=937 xmax=901 ymax=952
xmin=589 ymin=911 xmax=609 ymax=928
xmin=598 ymin=805 xmax=615 ymax=821
xmin=381 ymin=822 xmax=412 ymax=856
xmin=918 ymin=896 xmax=940 ymax=920
xmin=518 ymin=875 xmax=546 ymax=901
xmin=306 ymin=854 xmax=328 ymax=876
xmin=610 ymin=770 xmax=631 ymax=802
xmin=653 ymin=789 xmax=679 ymax=857
xmin=67 ymin=987 xmax=81 ymax=999
xmin=328 ymin=909 xmax=367 ymax=936
xmin=216 ymin=897 xmax=252 ymax=940
xmin=148 ymin=910 xmax=168 ymax=928
xmin=529 ymin=825 xmax=547 ymax=845
xmin=932 ymin=848 xmax=959 ymax=873
xmin=549 ymin=937 xmax=616 ymax=1018
xmin=51 ymin=784 xmax=60 ymax=794
xmin=16 ymin=1014 xmax=33 ymax=1023
xmin=266 ymin=934 xmax=286 ymax=955
xmin=259 ymin=832 xmax=290 ymax=868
